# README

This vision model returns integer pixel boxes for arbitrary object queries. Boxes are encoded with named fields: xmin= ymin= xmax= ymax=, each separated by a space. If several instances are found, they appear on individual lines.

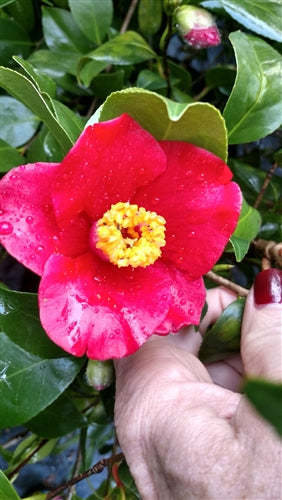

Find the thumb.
xmin=241 ymin=269 xmax=282 ymax=381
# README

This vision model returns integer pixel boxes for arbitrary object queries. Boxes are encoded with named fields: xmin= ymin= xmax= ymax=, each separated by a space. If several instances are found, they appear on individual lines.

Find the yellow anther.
xmin=96 ymin=202 xmax=166 ymax=268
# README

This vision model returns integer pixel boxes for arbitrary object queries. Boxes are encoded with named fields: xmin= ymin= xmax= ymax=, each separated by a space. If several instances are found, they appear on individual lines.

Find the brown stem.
xmin=7 ymin=439 xmax=48 ymax=479
xmin=46 ymin=452 xmax=124 ymax=500
xmin=120 ymin=0 xmax=139 ymax=34
xmin=253 ymin=163 xmax=278 ymax=209
xmin=205 ymin=271 xmax=249 ymax=297
xmin=253 ymin=239 xmax=282 ymax=269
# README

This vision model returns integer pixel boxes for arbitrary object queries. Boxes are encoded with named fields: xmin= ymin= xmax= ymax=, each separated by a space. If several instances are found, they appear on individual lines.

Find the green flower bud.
xmin=85 ymin=359 xmax=114 ymax=391
xmin=176 ymin=5 xmax=221 ymax=49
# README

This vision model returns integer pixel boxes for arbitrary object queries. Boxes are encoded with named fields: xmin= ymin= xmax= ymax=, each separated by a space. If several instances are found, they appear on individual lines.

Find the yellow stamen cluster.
xmin=96 ymin=202 xmax=166 ymax=268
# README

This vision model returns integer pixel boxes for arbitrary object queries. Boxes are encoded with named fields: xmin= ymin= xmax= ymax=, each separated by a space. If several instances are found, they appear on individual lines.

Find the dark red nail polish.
xmin=254 ymin=269 xmax=282 ymax=305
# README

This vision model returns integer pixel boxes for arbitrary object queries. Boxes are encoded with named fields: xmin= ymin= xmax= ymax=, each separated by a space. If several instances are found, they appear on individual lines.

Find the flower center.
xmin=94 ymin=202 xmax=166 ymax=268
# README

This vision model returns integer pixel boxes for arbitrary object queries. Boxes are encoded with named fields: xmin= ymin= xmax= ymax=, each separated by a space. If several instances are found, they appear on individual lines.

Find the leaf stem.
xmin=45 ymin=452 xmax=124 ymax=500
xmin=205 ymin=271 xmax=249 ymax=297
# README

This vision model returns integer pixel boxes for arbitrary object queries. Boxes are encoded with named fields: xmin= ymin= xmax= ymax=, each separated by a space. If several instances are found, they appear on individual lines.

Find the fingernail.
xmin=254 ymin=269 xmax=282 ymax=305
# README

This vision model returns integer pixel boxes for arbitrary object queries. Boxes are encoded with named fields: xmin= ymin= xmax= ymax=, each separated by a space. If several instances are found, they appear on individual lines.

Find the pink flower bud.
xmin=176 ymin=5 xmax=221 ymax=49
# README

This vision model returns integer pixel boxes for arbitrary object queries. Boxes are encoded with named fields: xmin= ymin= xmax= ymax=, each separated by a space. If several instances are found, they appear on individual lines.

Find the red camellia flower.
xmin=0 ymin=114 xmax=241 ymax=359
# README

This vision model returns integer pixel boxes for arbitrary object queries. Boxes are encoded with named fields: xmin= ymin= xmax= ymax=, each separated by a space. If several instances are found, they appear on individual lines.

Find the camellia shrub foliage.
xmin=0 ymin=0 xmax=281 ymax=498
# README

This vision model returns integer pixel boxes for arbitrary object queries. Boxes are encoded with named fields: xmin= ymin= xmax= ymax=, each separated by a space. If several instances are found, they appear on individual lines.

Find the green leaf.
xmin=0 ymin=138 xmax=24 ymax=172
xmin=0 ymin=16 xmax=31 ymax=67
xmin=78 ymin=31 xmax=156 ymax=73
xmin=50 ymin=99 xmax=84 ymax=144
xmin=0 ymin=66 xmax=73 ymax=153
xmin=28 ymin=48 xmax=80 ymax=78
xmin=0 ymin=470 xmax=20 ymax=500
xmin=243 ymin=378 xmax=282 ymax=436
xmin=0 ymin=0 xmax=16 ymax=6
xmin=203 ymin=0 xmax=282 ymax=42
xmin=229 ymin=198 xmax=261 ymax=261
xmin=26 ymin=127 xmax=64 ymax=164
xmin=69 ymin=0 xmax=113 ymax=45
xmin=13 ymin=56 xmax=56 ymax=98
xmin=118 ymin=461 xmax=141 ymax=499
xmin=138 ymin=0 xmax=163 ymax=35
xmin=199 ymin=298 xmax=245 ymax=363
xmin=78 ymin=60 xmax=109 ymax=86
xmin=42 ymin=6 xmax=92 ymax=54
xmin=5 ymin=0 xmax=35 ymax=33
xmin=0 ymin=288 xmax=84 ymax=428
xmin=87 ymin=88 xmax=227 ymax=160
xmin=26 ymin=392 xmax=87 ymax=438
xmin=223 ymin=32 xmax=282 ymax=144
xmin=0 ymin=96 xmax=40 ymax=147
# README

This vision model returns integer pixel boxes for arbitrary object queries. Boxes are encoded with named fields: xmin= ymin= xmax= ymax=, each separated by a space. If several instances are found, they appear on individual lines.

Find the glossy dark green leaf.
xmin=78 ymin=60 xmax=109 ymax=86
xmin=0 ymin=66 xmax=73 ymax=153
xmin=205 ymin=66 xmax=236 ymax=94
xmin=0 ymin=0 xmax=15 ymax=6
xmin=26 ymin=393 xmax=87 ymax=438
xmin=259 ymin=212 xmax=282 ymax=242
xmin=223 ymin=32 xmax=282 ymax=144
xmin=91 ymin=70 xmax=124 ymax=101
xmin=243 ymin=378 xmax=282 ymax=436
xmin=0 ymin=16 xmax=31 ymax=67
xmin=0 ymin=470 xmax=20 ymax=500
xmin=118 ymin=461 xmax=141 ymax=499
xmin=88 ymin=88 xmax=227 ymax=160
xmin=230 ymin=159 xmax=282 ymax=207
xmin=230 ymin=199 xmax=261 ymax=261
xmin=5 ymin=0 xmax=35 ymax=33
xmin=13 ymin=56 xmax=56 ymax=98
xmin=42 ymin=6 xmax=92 ymax=54
xmin=0 ymin=288 xmax=84 ymax=428
xmin=138 ymin=0 xmax=163 ymax=35
xmin=78 ymin=31 xmax=156 ymax=68
xmin=199 ymin=298 xmax=245 ymax=363
xmin=0 ymin=96 xmax=40 ymax=147
xmin=0 ymin=138 xmax=24 ymax=172
xmin=69 ymin=0 xmax=113 ymax=45
xmin=28 ymin=48 xmax=79 ymax=78
xmin=203 ymin=0 xmax=282 ymax=42
xmin=26 ymin=128 xmax=63 ymax=164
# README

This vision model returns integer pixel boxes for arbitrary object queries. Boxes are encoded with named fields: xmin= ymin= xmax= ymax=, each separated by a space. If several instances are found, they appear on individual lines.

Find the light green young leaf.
xmin=0 ymin=66 xmax=73 ymax=153
xmin=223 ymin=32 xmax=282 ymax=144
xmin=0 ymin=470 xmax=20 ymax=500
xmin=202 ymin=0 xmax=282 ymax=42
xmin=229 ymin=198 xmax=261 ymax=261
xmin=87 ymin=88 xmax=227 ymax=160
xmin=0 ymin=0 xmax=16 ymax=6
xmin=69 ymin=0 xmax=113 ymax=45
xmin=13 ymin=56 xmax=56 ymax=98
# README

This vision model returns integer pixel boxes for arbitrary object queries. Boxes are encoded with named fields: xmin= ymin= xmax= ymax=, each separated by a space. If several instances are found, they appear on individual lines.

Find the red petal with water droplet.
xmin=52 ymin=114 xmax=166 ymax=228
xmin=134 ymin=141 xmax=242 ymax=279
xmin=39 ymin=253 xmax=172 ymax=359
xmin=155 ymin=267 xmax=205 ymax=333
xmin=0 ymin=163 xmax=91 ymax=275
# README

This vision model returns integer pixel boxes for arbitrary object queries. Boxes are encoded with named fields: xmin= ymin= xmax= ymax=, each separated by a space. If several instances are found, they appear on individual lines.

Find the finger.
xmin=241 ymin=269 xmax=282 ymax=381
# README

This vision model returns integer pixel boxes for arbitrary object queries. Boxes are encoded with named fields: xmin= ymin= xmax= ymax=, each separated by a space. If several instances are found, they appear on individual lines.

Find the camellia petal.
xmin=39 ymin=253 xmax=172 ymax=360
xmin=52 ymin=114 xmax=167 ymax=227
xmin=155 ymin=267 xmax=205 ymax=334
xmin=0 ymin=163 xmax=60 ymax=275
xmin=133 ymin=141 xmax=242 ymax=279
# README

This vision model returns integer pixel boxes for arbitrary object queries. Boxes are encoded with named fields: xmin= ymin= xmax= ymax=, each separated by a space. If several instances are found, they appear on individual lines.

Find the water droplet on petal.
xmin=180 ymin=299 xmax=186 ymax=306
xmin=0 ymin=222 xmax=13 ymax=235
xmin=152 ymin=197 xmax=160 ymax=206
xmin=188 ymin=308 xmax=194 ymax=316
xmin=26 ymin=216 xmax=34 ymax=224
xmin=36 ymin=245 xmax=44 ymax=253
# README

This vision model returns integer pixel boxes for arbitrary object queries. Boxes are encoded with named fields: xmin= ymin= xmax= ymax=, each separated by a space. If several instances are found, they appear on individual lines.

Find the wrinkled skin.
xmin=115 ymin=287 xmax=282 ymax=499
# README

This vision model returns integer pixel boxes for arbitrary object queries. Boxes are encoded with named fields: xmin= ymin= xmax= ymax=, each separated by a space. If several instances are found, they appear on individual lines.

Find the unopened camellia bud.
xmin=176 ymin=5 xmax=221 ymax=49
xmin=86 ymin=359 xmax=114 ymax=391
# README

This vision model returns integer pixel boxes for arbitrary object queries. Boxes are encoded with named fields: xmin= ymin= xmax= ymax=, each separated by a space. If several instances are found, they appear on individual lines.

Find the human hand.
xmin=114 ymin=269 xmax=282 ymax=499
